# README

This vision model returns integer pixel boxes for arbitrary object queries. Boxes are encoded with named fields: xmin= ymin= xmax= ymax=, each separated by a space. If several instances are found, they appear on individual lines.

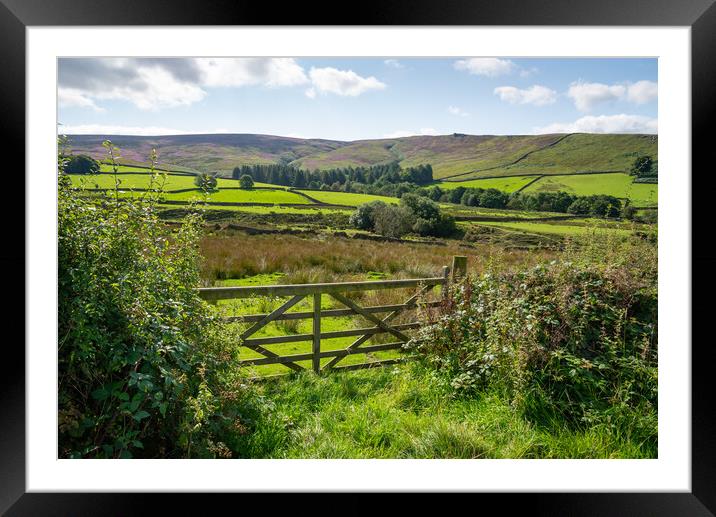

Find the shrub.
xmin=406 ymin=234 xmax=657 ymax=446
xmin=349 ymin=200 xmax=387 ymax=230
xmin=372 ymin=204 xmax=414 ymax=238
xmin=64 ymin=154 xmax=100 ymax=174
xmin=194 ymin=173 xmax=219 ymax=192
xmin=58 ymin=143 xmax=242 ymax=458
xmin=239 ymin=174 xmax=254 ymax=189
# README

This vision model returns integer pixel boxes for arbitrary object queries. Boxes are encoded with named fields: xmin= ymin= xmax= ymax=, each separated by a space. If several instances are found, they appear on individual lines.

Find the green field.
xmin=438 ymin=175 xmax=536 ymax=192
xmin=457 ymin=134 xmax=658 ymax=180
xmin=161 ymin=188 xmax=309 ymax=204
xmin=159 ymin=204 xmax=351 ymax=215
xmin=73 ymin=171 xmax=278 ymax=190
xmin=475 ymin=220 xmax=633 ymax=237
xmin=68 ymin=132 xmax=658 ymax=180
xmin=523 ymin=173 xmax=658 ymax=205
xmin=296 ymin=190 xmax=399 ymax=206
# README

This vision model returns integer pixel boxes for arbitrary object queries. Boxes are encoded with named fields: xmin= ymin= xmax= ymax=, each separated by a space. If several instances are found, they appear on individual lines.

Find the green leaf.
xmin=91 ymin=387 xmax=110 ymax=401
xmin=133 ymin=410 xmax=150 ymax=422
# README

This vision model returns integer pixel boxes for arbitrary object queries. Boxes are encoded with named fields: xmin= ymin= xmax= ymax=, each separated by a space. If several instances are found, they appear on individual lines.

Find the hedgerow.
xmin=406 ymin=232 xmax=657 ymax=450
xmin=58 ymin=140 xmax=244 ymax=458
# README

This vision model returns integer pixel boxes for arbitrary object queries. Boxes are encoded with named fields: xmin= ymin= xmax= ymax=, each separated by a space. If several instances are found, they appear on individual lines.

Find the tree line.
xmin=416 ymin=185 xmax=626 ymax=218
xmin=232 ymin=162 xmax=434 ymax=192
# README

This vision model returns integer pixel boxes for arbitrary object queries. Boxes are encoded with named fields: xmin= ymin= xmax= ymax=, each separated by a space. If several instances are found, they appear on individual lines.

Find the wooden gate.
xmin=198 ymin=257 xmax=466 ymax=376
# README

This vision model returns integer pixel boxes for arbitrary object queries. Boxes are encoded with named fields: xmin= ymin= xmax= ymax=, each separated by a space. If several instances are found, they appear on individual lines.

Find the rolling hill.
xmin=66 ymin=132 xmax=658 ymax=180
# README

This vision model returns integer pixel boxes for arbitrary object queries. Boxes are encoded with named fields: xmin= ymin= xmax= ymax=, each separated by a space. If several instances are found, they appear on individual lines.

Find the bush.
xmin=349 ymin=200 xmax=387 ymax=230
xmin=194 ymin=173 xmax=219 ymax=192
xmin=239 ymin=174 xmax=254 ymax=189
xmin=406 ymin=235 xmax=657 ymax=447
xmin=64 ymin=154 xmax=100 ymax=175
xmin=58 ymin=144 xmax=242 ymax=458
xmin=372 ymin=204 xmax=414 ymax=238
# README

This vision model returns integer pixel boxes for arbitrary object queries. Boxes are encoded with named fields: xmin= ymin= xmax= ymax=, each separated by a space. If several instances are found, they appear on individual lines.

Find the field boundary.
xmin=197 ymin=258 xmax=467 ymax=377
xmin=439 ymin=133 xmax=573 ymax=181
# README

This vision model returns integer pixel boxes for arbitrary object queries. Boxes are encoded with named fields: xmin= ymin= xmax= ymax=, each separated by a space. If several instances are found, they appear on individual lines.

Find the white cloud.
xmin=447 ymin=105 xmax=469 ymax=117
xmin=533 ymin=114 xmax=658 ymax=134
xmin=383 ymin=128 xmax=439 ymax=138
xmin=58 ymin=124 xmax=196 ymax=135
xmin=493 ymin=85 xmax=557 ymax=106
xmin=58 ymin=57 xmax=309 ymax=111
xmin=308 ymin=67 xmax=386 ymax=97
xmin=304 ymin=88 xmax=316 ymax=99
xmin=567 ymin=80 xmax=660 ymax=112
xmin=58 ymin=88 xmax=104 ymax=111
xmin=453 ymin=58 xmax=515 ymax=77
xmin=567 ymin=81 xmax=626 ymax=111
xmin=627 ymin=80 xmax=658 ymax=104
xmin=384 ymin=59 xmax=404 ymax=69
xmin=195 ymin=58 xmax=308 ymax=88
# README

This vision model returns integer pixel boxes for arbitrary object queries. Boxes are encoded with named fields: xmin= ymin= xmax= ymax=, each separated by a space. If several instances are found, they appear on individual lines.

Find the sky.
xmin=57 ymin=57 xmax=658 ymax=141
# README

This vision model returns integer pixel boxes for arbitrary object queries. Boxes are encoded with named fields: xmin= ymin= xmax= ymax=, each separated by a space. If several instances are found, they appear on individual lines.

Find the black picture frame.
xmin=3 ymin=0 xmax=714 ymax=514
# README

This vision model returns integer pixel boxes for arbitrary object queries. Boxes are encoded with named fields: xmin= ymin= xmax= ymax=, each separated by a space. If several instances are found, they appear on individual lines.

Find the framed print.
xmin=4 ymin=0 xmax=716 ymax=514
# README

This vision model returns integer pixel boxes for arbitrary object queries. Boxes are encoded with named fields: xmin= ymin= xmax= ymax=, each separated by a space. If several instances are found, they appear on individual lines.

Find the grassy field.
xmin=160 ymin=204 xmax=351 ymax=216
xmin=68 ymin=132 xmax=657 ymax=179
xmin=296 ymin=190 xmax=399 ymax=206
xmin=229 ymin=365 xmax=655 ymax=458
xmin=522 ymin=172 xmax=658 ymax=205
xmin=474 ymin=220 xmax=635 ymax=237
xmin=458 ymin=134 xmax=658 ymax=179
xmin=73 ymin=171 xmax=278 ymax=190
xmin=162 ymin=188 xmax=310 ymax=204
xmin=438 ymin=175 xmax=537 ymax=192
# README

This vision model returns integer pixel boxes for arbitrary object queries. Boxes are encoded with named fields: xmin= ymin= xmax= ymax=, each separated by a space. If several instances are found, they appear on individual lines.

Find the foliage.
xmin=405 ymin=234 xmax=657 ymax=448
xmin=630 ymin=155 xmax=655 ymax=177
xmin=400 ymin=193 xmax=457 ymax=237
xmin=64 ymin=154 xmax=101 ymax=175
xmin=239 ymin=174 xmax=254 ymax=189
xmin=349 ymin=194 xmax=456 ymax=238
xmin=58 ymin=141 xmax=243 ymax=458
xmin=194 ymin=172 xmax=219 ymax=192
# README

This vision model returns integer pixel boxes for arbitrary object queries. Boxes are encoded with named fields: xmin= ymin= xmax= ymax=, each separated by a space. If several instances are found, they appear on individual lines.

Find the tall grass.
xmin=198 ymin=232 xmax=557 ymax=284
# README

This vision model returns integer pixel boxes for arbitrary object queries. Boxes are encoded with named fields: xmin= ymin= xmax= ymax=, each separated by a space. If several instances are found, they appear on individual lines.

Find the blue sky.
xmin=58 ymin=57 xmax=657 ymax=141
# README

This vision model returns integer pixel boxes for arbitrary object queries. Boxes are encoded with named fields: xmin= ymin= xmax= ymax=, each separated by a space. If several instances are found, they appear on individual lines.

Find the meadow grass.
xmin=229 ymin=364 xmax=654 ymax=458
xmin=437 ymin=175 xmax=536 ymax=192
xmin=459 ymin=134 xmax=658 ymax=179
xmin=71 ymin=171 xmax=278 ymax=191
xmin=296 ymin=190 xmax=400 ymax=206
xmin=523 ymin=172 xmax=658 ymax=205
xmin=475 ymin=220 xmax=633 ymax=237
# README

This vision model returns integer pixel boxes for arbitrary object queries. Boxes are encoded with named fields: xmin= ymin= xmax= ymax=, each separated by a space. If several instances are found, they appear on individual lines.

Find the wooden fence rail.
xmin=197 ymin=257 xmax=467 ymax=376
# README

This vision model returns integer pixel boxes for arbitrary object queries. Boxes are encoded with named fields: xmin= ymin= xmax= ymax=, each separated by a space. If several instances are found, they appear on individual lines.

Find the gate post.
xmin=451 ymin=256 xmax=467 ymax=282
xmin=313 ymin=293 xmax=321 ymax=373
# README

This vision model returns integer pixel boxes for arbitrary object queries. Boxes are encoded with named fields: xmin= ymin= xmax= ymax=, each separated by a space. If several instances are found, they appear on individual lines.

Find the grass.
xmin=475 ymin=220 xmax=634 ymax=237
xmin=160 ymin=204 xmax=351 ymax=216
xmin=460 ymin=134 xmax=658 ymax=179
xmin=296 ymin=190 xmax=399 ymax=206
xmin=438 ymin=175 xmax=537 ymax=192
xmin=523 ymin=172 xmax=658 ymax=205
xmin=229 ymin=365 xmax=654 ymax=458
xmin=68 ymin=133 xmax=657 ymax=180
xmin=72 ymin=171 xmax=280 ymax=191
xmin=161 ymin=188 xmax=310 ymax=204
xmin=199 ymin=232 xmax=558 ymax=283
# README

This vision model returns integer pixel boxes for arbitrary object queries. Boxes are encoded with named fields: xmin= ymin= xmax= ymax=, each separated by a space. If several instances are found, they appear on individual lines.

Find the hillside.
xmin=66 ymin=132 xmax=658 ymax=179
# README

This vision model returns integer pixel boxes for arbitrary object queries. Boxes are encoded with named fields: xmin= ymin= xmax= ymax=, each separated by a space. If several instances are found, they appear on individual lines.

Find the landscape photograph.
xmin=57 ymin=57 xmax=658 ymax=460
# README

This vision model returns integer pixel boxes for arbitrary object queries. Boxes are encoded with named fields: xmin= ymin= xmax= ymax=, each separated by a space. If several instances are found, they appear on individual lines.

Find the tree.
xmin=239 ymin=174 xmax=254 ymax=189
xmin=64 ymin=154 xmax=100 ymax=174
xmin=630 ymin=155 xmax=654 ymax=177
xmin=194 ymin=172 xmax=218 ymax=192
xmin=349 ymin=200 xmax=387 ymax=230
